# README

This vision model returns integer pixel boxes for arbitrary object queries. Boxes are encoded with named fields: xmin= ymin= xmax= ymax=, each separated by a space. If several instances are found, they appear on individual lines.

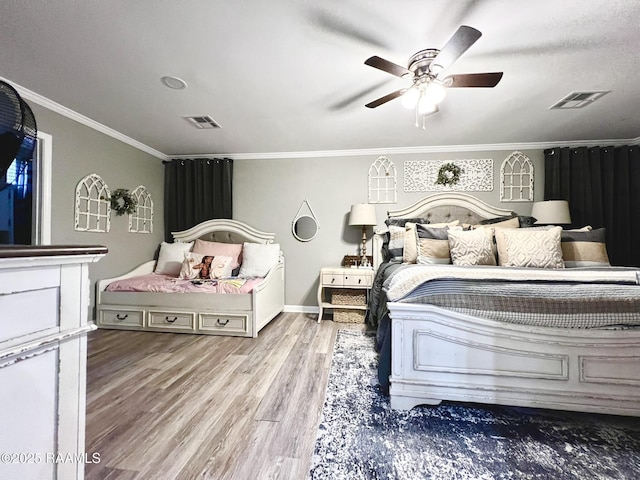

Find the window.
xmin=368 ymin=156 xmax=397 ymax=204
xmin=500 ymin=151 xmax=534 ymax=202
xmin=75 ymin=174 xmax=111 ymax=232
xmin=128 ymin=185 xmax=153 ymax=233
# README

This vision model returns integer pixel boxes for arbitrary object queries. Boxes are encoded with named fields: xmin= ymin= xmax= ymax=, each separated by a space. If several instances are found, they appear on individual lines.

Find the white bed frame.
xmin=375 ymin=193 xmax=640 ymax=416
xmin=96 ymin=219 xmax=285 ymax=338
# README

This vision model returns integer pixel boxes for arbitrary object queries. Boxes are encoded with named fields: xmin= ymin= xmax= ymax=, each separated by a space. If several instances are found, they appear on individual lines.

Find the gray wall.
xmin=234 ymin=148 xmax=544 ymax=308
xmin=30 ymin=104 xmax=165 ymax=313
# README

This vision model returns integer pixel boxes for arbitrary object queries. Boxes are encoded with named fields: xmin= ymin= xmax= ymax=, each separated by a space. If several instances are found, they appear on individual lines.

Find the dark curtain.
xmin=164 ymin=158 xmax=233 ymax=241
xmin=544 ymin=145 xmax=640 ymax=266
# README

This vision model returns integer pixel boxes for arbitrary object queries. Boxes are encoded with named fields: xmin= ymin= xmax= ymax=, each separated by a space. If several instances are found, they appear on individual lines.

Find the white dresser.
xmin=0 ymin=245 xmax=106 ymax=480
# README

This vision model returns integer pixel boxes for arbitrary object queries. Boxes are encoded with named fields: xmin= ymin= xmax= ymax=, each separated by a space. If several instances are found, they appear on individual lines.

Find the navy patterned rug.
xmin=308 ymin=329 xmax=640 ymax=480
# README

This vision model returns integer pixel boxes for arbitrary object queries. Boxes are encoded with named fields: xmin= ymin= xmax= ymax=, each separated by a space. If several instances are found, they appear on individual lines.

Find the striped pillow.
xmin=416 ymin=224 xmax=460 ymax=265
xmin=561 ymin=228 xmax=610 ymax=267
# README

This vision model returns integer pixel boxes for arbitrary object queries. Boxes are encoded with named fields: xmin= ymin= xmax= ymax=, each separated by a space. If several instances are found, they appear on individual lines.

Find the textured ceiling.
xmin=1 ymin=0 xmax=639 ymax=157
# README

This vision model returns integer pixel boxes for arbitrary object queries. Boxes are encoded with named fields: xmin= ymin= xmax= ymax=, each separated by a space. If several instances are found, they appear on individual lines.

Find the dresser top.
xmin=0 ymin=245 xmax=108 ymax=258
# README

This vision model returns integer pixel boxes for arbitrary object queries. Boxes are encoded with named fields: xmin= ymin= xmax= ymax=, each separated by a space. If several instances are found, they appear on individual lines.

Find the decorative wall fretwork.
xmin=403 ymin=159 xmax=494 ymax=192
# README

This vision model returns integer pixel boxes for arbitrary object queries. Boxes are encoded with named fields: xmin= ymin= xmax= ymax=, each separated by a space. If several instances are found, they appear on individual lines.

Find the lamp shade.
xmin=531 ymin=200 xmax=571 ymax=225
xmin=348 ymin=204 xmax=377 ymax=226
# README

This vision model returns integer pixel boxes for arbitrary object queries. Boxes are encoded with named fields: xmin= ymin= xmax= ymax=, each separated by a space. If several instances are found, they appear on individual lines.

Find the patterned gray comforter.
xmin=372 ymin=263 xmax=640 ymax=393
xmin=384 ymin=264 xmax=640 ymax=328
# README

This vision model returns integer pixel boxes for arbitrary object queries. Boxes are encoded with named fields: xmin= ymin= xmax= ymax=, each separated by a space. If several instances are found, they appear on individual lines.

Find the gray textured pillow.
xmin=448 ymin=227 xmax=497 ymax=266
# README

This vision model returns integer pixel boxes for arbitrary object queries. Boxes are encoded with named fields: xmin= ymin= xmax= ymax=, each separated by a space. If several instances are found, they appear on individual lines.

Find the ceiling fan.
xmin=364 ymin=25 xmax=503 ymax=128
xmin=0 ymin=80 xmax=37 ymax=185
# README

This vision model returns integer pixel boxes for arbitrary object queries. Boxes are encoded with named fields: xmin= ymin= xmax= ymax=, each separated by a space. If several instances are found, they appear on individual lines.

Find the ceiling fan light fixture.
xmin=417 ymin=98 xmax=438 ymax=115
xmin=401 ymin=87 xmax=420 ymax=109
xmin=423 ymin=83 xmax=447 ymax=105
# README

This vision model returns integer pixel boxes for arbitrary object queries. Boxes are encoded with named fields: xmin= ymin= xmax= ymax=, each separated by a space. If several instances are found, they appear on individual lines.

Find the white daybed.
xmin=372 ymin=192 xmax=640 ymax=416
xmin=96 ymin=219 xmax=285 ymax=338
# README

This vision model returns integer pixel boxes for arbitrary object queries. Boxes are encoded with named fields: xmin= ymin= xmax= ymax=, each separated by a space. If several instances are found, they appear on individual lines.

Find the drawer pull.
xmin=216 ymin=318 xmax=230 ymax=326
xmin=331 ymin=278 xmax=335 ymax=284
xmin=116 ymin=314 xmax=128 ymax=321
xmin=358 ymin=278 xmax=362 ymax=284
xmin=165 ymin=316 xmax=178 ymax=323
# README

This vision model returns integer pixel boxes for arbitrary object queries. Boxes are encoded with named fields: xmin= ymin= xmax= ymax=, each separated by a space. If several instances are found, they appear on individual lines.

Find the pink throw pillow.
xmin=192 ymin=239 xmax=243 ymax=269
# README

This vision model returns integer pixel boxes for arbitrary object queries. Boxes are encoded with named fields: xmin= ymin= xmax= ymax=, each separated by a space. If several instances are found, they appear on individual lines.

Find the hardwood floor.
xmin=84 ymin=313 xmax=367 ymax=480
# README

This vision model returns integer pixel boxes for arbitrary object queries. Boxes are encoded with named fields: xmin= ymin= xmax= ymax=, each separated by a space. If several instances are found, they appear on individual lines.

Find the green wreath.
xmin=107 ymin=188 xmax=137 ymax=216
xmin=435 ymin=162 xmax=464 ymax=187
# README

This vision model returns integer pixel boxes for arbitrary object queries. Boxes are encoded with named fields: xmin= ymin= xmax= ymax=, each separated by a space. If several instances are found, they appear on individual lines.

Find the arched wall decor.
xmin=128 ymin=185 xmax=154 ymax=233
xmin=368 ymin=156 xmax=397 ymax=204
xmin=75 ymin=173 xmax=111 ymax=232
xmin=500 ymin=151 xmax=534 ymax=202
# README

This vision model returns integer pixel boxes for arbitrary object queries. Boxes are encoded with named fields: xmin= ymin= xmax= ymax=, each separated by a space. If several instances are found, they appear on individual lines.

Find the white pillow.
xmin=179 ymin=251 xmax=204 ymax=279
xmin=154 ymin=241 xmax=193 ymax=276
xmin=448 ymin=227 xmax=497 ymax=266
xmin=501 ymin=226 xmax=564 ymax=269
xmin=238 ymin=242 xmax=280 ymax=278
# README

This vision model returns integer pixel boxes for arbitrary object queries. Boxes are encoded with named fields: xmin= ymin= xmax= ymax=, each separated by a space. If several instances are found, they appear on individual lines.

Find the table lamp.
xmin=531 ymin=200 xmax=571 ymax=225
xmin=348 ymin=203 xmax=377 ymax=266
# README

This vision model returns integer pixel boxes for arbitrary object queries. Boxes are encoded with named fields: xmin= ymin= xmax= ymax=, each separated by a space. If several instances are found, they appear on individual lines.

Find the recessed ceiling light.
xmin=161 ymin=76 xmax=187 ymax=90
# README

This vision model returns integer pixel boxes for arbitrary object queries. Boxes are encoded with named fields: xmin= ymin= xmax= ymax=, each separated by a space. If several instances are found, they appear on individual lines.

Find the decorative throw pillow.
xmin=416 ymin=224 xmax=460 ymax=265
xmin=208 ymin=255 xmax=233 ymax=278
xmin=476 ymin=216 xmax=520 ymax=229
xmin=494 ymin=225 xmax=553 ymax=265
xmin=561 ymin=228 xmax=610 ymax=267
xmin=500 ymin=226 xmax=564 ymax=269
xmin=448 ymin=227 xmax=497 ymax=266
xmin=179 ymin=251 xmax=205 ymax=279
xmin=192 ymin=239 xmax=243 ymax=269
xmin=480 ymin=214 xmax=537 ymax=227
xmin=386 ymin=225 xmax=406 ymax=261
xmin=383 ymin=217 xmax=429 ymax=262
xmin=238 ymin=242 xmax=281 ymax=277
xmin=154 ymin=241 xmax=194 ymax=276
xmin=402 ymin=223 xmax=419 ymax=264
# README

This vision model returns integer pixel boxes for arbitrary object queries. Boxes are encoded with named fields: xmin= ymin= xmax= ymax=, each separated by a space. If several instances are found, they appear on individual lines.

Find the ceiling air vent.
xmin=549 ymin=91 xmax=610 ymax=109
xmin=184 ymin=115 xmax=221 ymax=129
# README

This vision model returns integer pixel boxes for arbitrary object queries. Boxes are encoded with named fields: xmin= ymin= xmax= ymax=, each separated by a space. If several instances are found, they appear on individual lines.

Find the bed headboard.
xmin=373 ymin=193 xmax=515 ymax=268
xmin=171 ymin=219 xmax=275 ymax=245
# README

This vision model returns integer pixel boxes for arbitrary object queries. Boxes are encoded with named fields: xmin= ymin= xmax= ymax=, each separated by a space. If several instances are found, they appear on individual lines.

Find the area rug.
xmin=308 ymin=329 xmax=640 ymax=480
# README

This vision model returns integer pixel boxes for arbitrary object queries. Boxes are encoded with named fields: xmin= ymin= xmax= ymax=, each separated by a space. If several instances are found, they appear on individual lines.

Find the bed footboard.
xmin=388 ymin=303 xmax=640 ymax=416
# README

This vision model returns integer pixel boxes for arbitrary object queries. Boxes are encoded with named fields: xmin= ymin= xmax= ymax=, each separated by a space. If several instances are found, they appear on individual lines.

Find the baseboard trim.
xmin=284 ymin=305 xmax=319 ymax=314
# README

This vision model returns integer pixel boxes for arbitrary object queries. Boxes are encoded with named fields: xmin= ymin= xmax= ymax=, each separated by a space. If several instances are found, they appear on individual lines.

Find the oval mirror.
xmin=293 ymin=215 xmax=318 ymax=242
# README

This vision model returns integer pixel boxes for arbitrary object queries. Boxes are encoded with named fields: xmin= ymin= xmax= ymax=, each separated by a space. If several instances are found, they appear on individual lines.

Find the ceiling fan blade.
xmin=365 ymin=89 xmax=405 ymax=108
xmin=365 ymin=56 xmax=411 ymax=78
xmin=442 ymin=72 xmax=503 ymax=88
xmin=430 ymin=25 xmax=482 ymax=73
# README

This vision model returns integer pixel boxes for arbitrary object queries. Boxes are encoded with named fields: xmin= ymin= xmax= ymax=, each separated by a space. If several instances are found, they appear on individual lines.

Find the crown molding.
xmin=176 ymin=137 xmax=640 ymax=161
xmin=3 ymin=76 xmax=637 ymax=161
xmin=1 ymin=76 xmax=168 ymax=160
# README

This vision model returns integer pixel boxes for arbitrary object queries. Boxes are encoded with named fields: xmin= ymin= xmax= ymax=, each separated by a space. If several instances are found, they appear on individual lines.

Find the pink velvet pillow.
xmin=192 ymin=239 xmax=243 ymax=269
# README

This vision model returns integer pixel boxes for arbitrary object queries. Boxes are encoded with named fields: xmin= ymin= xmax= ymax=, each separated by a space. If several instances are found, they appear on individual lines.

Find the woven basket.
xmin=334 ymin=308 xmax=366 ymax=324
xmin=332 ymin=289 xmax=366 ymax=306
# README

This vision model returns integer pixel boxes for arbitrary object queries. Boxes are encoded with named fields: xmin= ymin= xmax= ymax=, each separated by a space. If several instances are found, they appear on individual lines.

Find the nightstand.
xmin=317 ymin=266 xmax=374 ymax=323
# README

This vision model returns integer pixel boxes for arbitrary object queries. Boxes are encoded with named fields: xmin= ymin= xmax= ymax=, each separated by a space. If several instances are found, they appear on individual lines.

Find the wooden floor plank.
xmin=84 ymin=312 xmax=366 ymax=479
